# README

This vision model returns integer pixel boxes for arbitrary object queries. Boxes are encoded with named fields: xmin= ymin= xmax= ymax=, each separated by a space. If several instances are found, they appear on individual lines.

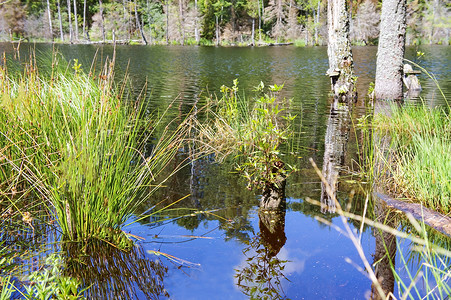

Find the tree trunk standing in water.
xmin=260 ymin=162 xmax=286 ymax=211
xmin=374 ymin=0 xmax=406 ymax=100
xmin=67 ymin=0 xmax=73 ymax=42
xmin=46 ymin=0 xmax=53 ymax=41
xmin=134 ymin=0 xmax=148 ymax=44
xmin=327 ymin=0 xmax=356 ymax=102
xmin=99 ymin=0 xmax=105 ymax=43
xmin=73 ymin=0 xmax=79 ymax=40
xmin=57 ymin=0 xmax=64 ymax=41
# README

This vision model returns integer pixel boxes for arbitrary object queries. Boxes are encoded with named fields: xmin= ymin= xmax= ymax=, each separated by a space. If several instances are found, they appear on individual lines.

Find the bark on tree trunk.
xmin=327 ymin=0 xmax=355 ymax=102
xmin=46 ymin=0 xmax=53 ymax=41
xmin=73 ymin=0 xmax=79 ymax=40
xmin=57 ymin=0 xmax=64 ymax=41
xmin=374 ymin=0 xmax=406 ymax=100
xmin=67 ymin=0 xmax=73 ymax=43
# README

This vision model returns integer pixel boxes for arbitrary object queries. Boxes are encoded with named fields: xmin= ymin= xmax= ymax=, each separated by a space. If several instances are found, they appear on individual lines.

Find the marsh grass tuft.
xmin=0 ymin=52 xmax=188 ymax=246
xmin=373 ymin=104 xmax=451 ymax=214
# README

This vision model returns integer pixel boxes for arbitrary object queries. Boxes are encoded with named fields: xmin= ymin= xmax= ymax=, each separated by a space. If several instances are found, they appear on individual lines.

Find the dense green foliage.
xmin=0 ymin=0 xmax=449 ymax=45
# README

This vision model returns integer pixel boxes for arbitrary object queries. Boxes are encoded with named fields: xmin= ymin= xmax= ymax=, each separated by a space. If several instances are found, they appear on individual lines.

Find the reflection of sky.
xmin=130 ymin=199 xmax=381 ymax=299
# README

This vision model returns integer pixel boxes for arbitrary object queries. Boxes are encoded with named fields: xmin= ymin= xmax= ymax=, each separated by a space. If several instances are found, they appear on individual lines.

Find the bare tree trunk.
xmin=134 ymin=0 xmax=148 ymax=44
xmin=257 ymin=0 xmax=261 ymax=42
xmin=327 ymin=0 xmax=355 ymax=102
xmin=146 ymin=0 xmax=153 ymax=44
xmin=128 ymin=0 xmax=132 ymax=42
xmin=57 ymin=0 xmax=64 ymax=41
xmin=315 ymin=0 xmax=320 ymax=45
xmin=99 ymin=0 xmax=105 ymax=43
xmin=73 ymin=0 xmax=79 ymax=40
xmin=251 ymin=18 xmax=255 ymax=45
xmin=46 ymin=0 xmax=53 ymax=41
xmin=215 ymin=15 xmax=220 ymax=46
xmin=178 ymin=0 xmax=185 ymax=45
xmin=374 ymin=0 xmax=406 ymax=100
xmin=194 ymin=0 xmax=200 ymax=43
xmin=165 ymin=1 xmax=169 ymax=44
xmin=83 ymin=0 xmax=90 ymax=41
xmin=67 ymin=0 xmax=73 ymax=43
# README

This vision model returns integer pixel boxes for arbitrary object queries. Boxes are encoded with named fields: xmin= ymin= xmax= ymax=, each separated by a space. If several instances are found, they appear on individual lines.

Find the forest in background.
xmin=0 ymin=0 xmax=449 ymax=46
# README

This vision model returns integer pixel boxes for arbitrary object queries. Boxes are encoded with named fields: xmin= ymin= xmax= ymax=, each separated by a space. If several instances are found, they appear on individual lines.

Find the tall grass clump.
xmin=373 ymin=104 xmax=451 ymax=214
xmin=0 ymin=53 xmax=187 ymax=246
xmin=193 ymin=79 xmax=296 ymax=190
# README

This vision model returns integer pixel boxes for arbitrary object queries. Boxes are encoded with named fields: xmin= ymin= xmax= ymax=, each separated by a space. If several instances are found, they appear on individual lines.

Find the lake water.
xmin=1 ymin=43 xmax=450 ymax=299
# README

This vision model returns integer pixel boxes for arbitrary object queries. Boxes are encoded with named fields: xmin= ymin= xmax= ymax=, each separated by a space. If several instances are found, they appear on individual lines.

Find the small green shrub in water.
xmin=196 ymin=80 xmax=296 ymax=190
xmin=0 ymin=54 xmax=187 ymax=245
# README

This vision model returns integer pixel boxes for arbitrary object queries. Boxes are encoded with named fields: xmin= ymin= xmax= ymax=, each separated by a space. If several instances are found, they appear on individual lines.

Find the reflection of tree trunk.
xmin=370 ymin=99 xmax=398 ymax=299
xmin=259 ymin=208 xmax=286 ymax=257
xmin=371 ymin=194 xmax=397 ymax=299
xmin=321 ymin=100 xmax=351 ymax=213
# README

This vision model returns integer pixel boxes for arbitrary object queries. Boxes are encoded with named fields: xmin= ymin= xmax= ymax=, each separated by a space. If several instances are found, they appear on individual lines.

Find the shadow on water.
xmin=63 ymin=241 xmax=168 ymax=299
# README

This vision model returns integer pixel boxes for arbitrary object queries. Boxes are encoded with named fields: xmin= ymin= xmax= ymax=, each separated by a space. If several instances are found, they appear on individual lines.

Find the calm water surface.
xmin=1 ymin=43 xmax=450 ymax=299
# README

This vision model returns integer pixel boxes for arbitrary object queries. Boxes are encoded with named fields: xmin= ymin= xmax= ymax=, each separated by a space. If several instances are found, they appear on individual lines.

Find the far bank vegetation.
xmin=0 ymin=0 xmax=449 ymax=45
